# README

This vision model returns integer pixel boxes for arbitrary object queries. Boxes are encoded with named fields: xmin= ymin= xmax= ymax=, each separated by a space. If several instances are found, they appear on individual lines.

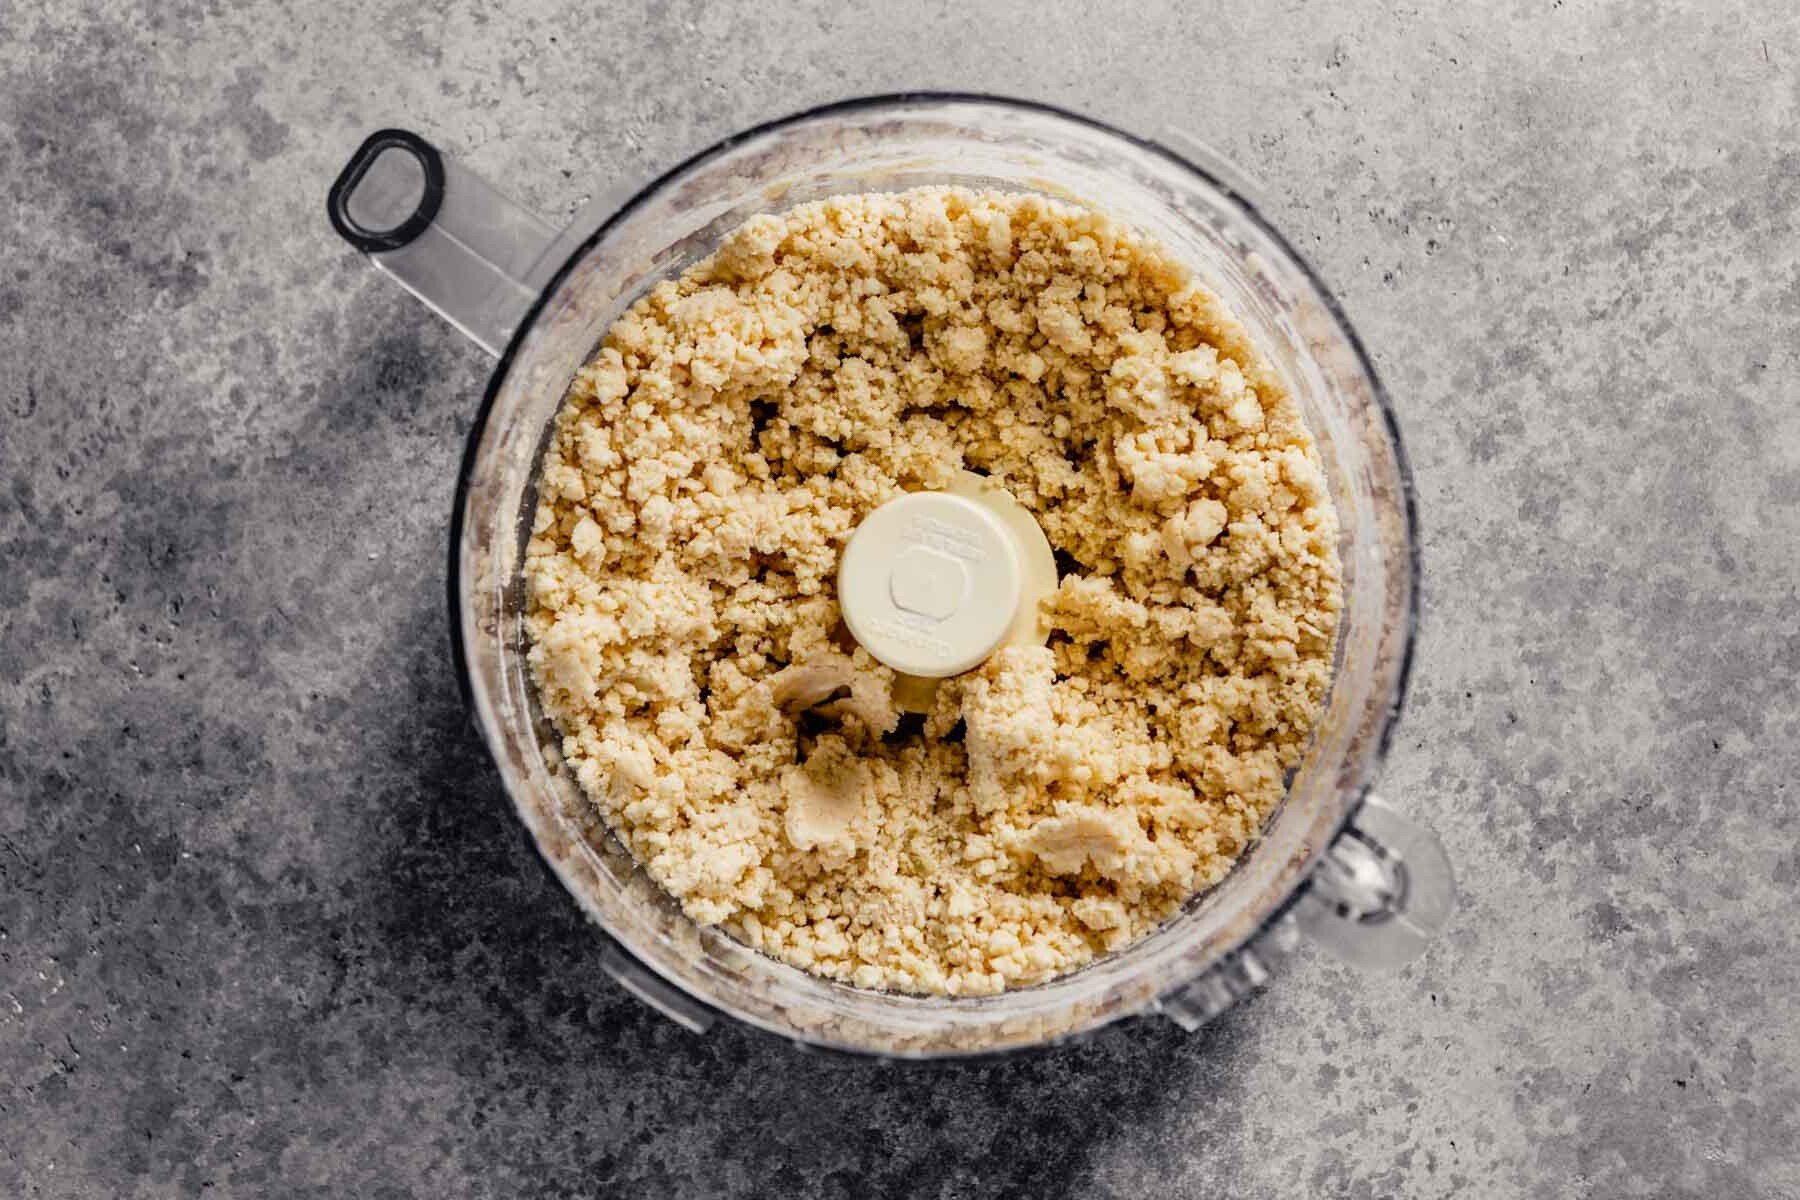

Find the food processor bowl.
xmin=326 ymin=94 xmax=1451 ymax=1056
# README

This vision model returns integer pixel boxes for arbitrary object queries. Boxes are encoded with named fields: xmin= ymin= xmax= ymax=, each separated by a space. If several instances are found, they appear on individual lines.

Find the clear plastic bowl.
xmin=327 ymin=94 xmax=1448 ymax=1057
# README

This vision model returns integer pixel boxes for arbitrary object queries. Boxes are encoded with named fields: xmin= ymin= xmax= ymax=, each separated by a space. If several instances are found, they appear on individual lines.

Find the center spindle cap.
xmin=837 ymin=491 xmax=1024 ymax=678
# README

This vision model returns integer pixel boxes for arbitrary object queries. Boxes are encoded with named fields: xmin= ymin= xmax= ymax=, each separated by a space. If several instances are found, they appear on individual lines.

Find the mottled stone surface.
xmin=4 ymin=1 xmax=1799 ymax=1195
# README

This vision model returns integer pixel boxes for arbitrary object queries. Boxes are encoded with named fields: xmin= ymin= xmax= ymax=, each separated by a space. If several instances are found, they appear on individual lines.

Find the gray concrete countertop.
xmin=4 ymin=2 xmax=1798 ymax=1196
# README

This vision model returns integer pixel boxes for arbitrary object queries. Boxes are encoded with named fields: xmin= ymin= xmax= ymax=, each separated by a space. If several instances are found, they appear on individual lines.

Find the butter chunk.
xmin=1020 ymin=808 xmax=1147 ymax=877
xmin=782 ymin=738 xmax=869 ymax=858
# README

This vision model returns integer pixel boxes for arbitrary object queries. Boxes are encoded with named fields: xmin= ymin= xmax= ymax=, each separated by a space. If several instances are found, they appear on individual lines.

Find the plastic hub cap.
xmin=838 ymin=492 xmax=1024 ymax=678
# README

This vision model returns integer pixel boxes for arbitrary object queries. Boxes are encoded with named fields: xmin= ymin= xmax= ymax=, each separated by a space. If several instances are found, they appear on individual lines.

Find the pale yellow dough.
xmin=523 ymin=188 xmax=1342 ymax=996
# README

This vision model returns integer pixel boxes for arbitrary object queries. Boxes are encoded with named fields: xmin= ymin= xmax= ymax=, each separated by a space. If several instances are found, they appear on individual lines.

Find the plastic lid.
xmin=838 ymin=491 xmax=1024 ymax=678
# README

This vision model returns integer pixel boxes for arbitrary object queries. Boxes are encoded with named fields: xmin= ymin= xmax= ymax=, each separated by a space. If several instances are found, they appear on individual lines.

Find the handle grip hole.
xmin=327 ymin=129 xmax=445 ymax=253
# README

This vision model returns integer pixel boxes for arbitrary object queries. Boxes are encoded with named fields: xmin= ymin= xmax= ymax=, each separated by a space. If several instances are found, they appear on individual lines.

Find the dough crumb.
xmin=524 ymin=188 xmax=1342 ymax=995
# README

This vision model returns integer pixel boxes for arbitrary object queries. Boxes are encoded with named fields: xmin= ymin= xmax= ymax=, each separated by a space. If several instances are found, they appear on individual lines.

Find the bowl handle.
xmin=326 ymin=128 xmax=556 ymax=357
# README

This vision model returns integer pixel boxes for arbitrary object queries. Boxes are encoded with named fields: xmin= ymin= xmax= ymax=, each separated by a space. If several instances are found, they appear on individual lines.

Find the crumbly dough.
xmin=523 ymin=188 xmax=1342 ymax=996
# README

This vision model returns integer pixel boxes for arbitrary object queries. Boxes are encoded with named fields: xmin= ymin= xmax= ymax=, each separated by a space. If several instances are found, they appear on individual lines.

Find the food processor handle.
xmin=1159 ymin=795 xmax=1455 ymax=1031
xmin=326 ymin=129 xmax=558 ymax=357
